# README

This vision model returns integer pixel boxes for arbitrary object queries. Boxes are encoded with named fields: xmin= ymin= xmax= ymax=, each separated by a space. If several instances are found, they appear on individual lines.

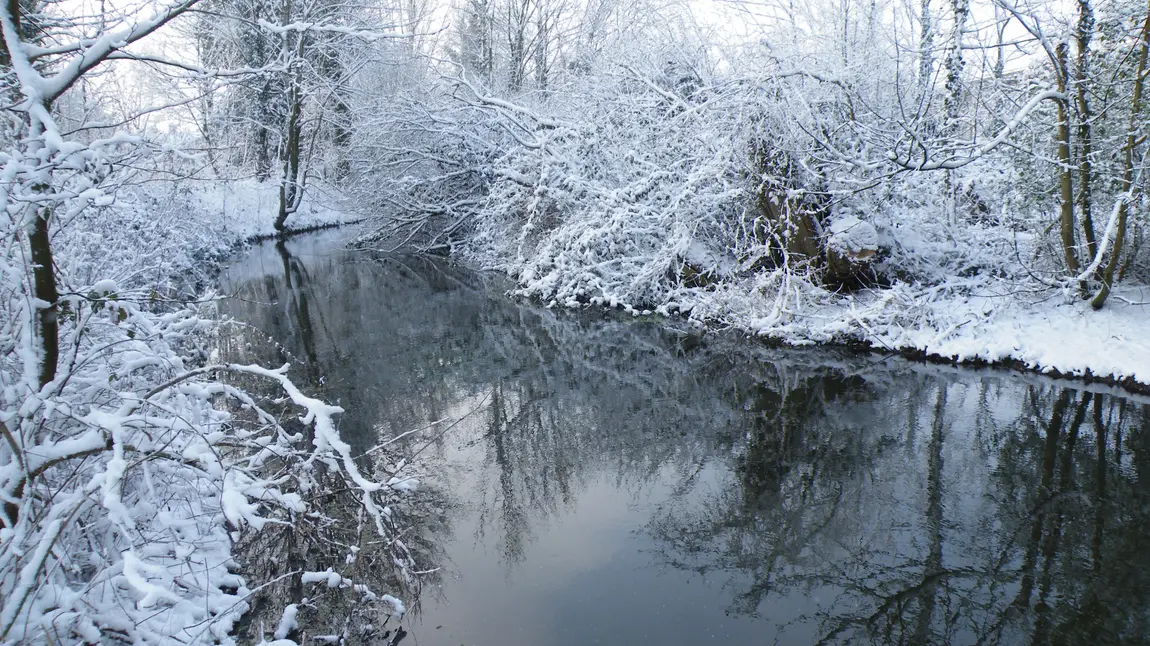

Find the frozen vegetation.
xmin=351 ymin=3 xmax=1150 ymax=389
xmin=1 ymin=0 xmax=1149 ymax=643
xmin=0 ymin=2 xmax=380 ymax=638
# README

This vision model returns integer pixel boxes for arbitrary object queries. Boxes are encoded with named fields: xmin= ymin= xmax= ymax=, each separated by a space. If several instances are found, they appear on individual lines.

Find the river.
xmin=220 ymin=229 xmax=1150 ymax=646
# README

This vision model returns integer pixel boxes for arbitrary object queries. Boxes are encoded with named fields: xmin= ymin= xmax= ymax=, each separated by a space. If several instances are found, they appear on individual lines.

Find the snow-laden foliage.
xmin=0 ymin=248 xmax=407 ymax=644
xmin=58 ymin=179 xmax=355 ymax=297
xmin=0 ymin=1 xmax=403 ymax=643
xmin=465 ymin=77 xmax=756 ymax=311
xmin=0 ymin=150 xmax=398 ymax=646
xmin=352 ymin=0 xmax=1149 ymax=366
xmin=356 ymin=60 xmax=1040 ymax=327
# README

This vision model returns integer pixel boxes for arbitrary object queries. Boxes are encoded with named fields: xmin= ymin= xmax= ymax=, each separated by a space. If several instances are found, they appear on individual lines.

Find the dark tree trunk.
xmin=1055 ymin=44 xmax=1081 ymax=277
xmin=1075 ymin=0 xmax=1098 ymax=265
xmin=275 ymin=83 xmax=303 ymax=233
xmin=29 ymin=205 xmax=58 ymax=387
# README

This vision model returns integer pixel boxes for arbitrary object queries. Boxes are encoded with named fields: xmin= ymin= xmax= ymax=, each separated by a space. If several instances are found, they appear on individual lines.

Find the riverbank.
xmin=60 ymin=179 xmax=363 ymax=297
xmin=352 ymin=53 xmax=1150 ymax=399
xmin=194 ymin=180 xmax=359 ymax=241
xmin=431 ymin=167 xmax=1150 ymax=397
xmin=748 ymin=281 xmax=1150 ymax=396
xmin=453 ymin=251 xmax=1150 ymax=396
xmin=519 ymin=277 xmax=1150 ymax=398
xmin=614 ymin=283 xmax=1150 ymax=397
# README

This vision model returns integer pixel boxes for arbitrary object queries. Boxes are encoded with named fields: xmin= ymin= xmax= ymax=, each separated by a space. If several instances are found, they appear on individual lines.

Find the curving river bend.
xmin=221 ymin=229 xmax=1150 ymax=646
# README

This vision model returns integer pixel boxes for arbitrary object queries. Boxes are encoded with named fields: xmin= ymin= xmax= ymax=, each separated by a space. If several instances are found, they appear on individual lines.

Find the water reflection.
xmin=221 ymin=231 xmax=1150 ymax=646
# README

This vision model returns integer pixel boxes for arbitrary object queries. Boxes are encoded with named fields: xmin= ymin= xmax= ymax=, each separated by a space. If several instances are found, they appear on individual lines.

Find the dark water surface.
xmin=221 ymin=230 xmax=1150 ymax=646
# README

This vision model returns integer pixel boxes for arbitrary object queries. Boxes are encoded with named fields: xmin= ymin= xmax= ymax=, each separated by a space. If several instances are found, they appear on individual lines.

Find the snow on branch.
xmin=886 ymin=89 xmax=1065 ymax=171
xmin=256 ymin=18 xmax=436 ymax=41
xmin=3 ymin=0 xmax=202 ymax=104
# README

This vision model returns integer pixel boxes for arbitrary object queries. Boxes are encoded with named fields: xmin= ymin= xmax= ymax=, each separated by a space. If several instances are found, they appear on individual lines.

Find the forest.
xmin=0 ymin=0 xmax=1148 ymax=642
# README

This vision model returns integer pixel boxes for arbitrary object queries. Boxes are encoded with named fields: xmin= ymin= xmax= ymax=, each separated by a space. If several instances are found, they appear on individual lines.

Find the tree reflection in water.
xmin=222 ymin=231 xmax=1150 ymax=646
xmin=649 ymin=377 xmax=1150 ymax=645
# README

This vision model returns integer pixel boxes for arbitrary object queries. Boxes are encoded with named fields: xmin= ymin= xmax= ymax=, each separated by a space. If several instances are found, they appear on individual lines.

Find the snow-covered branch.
xmin=887 ymin=89 xmax=1065 ymax=171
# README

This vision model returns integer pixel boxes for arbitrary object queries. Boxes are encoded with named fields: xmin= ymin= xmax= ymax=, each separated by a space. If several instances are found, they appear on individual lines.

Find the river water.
xmin=220 ymin=229 xmax=1150 ymax=646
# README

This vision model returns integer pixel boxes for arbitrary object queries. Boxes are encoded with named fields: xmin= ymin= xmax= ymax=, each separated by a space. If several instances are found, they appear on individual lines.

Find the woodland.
xmin=0 ymin=0 xmax=1148 ymax=642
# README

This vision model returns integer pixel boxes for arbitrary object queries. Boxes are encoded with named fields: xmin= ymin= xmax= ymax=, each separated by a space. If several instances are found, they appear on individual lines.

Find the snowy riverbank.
xmin=59 ymin=179 xmax=362 ymax=297
xmin=486 ymin=271 xmax=1150 ymax=394
xmin=190 ymin=180 xmax=362 ymax=242
xmin=751 ymin=283 xmax=1150 ymax=391
xmin=452 ymin=186 xmax=1150 ymax=394
xmin=352 ymin=61 xmax=1150 ymax=395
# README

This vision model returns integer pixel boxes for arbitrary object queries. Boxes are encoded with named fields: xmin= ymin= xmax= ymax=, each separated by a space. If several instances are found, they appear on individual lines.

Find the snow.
xmin=57 ymin=179 xmax=359 ymax=301
xmin=90 ymin=279 xmax=119 ymax=294
xmin=299 ymin=570 xmax=403 ymax=616
xmin=387 ymin=476 xmax=420 ymax=493
xmin=274 ymin=604 xmax=299 ymax=640
xmin=379 ymin=594 xmax=406 ymax=618
xmin=720 ymin=278 xmax=1149 ymax=387
xmin=856 ymin=286 xmax=1150 ymax=384
xmin=826 ymin=215 xmax=879 ymax=256
xmin=189 ymin=180 xmax=360 ymax=242
xmin=724 ymin=277 xmax=1150 ymax=387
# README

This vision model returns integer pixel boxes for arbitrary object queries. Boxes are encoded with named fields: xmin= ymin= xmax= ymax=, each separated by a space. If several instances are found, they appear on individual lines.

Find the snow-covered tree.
xmin=0 ymin=1 xmax=414 ymax=642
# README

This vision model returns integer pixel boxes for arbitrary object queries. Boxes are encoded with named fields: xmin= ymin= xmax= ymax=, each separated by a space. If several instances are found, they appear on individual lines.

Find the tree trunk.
xmin=332 ymin=97 xmax=351 ymax=180
xmin=1055 ymin=43 xmax=1081 ymax=277
xmin=1075 ymin=0 xmax=1098 ymax=265
xmin=255 ymin=81 xmax=273 ymax=181
xmin=535 ymin=10 xmax=549 ymax=91
xmin=0 ymin=0 xmax=39 ymax=68
xmin=918 ymin=0 xmax=933 ymax=93
xmin=29 ymin=203 xmax=58 ymax=388
xmin=943 ymin=0 xmax=968 ymax=131
xmin=942 ymin=0 xmax=969 ymax=203
xmin=275 ymin=0 xmax=304 ymax=233
xmin=993 ymin=5 xmax=1006 ymax=79
xmin=507 ymin=0 xmax=529 ymax=92
xmin=7 ymin=3 xmax=59 ymax=388
xmin=275 ymin=86 xmax=303 ymax=233
xmin=1092 ymin=3 xmax=1149 ymax=308
xmin=509 ymin=33 xmax=525 ymax=91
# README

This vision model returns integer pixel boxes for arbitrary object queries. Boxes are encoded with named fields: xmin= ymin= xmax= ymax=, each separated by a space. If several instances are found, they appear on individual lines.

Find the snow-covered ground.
xmin=752 ymin=283 xmax=1150 ymax=388
xmin=190 ymin=180 xmax=361 ymax=242
xmin=488 ymin=267 xmax=1150 ymax=393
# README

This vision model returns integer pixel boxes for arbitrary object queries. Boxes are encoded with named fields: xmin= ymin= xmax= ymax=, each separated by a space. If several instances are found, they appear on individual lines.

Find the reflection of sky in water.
xmin=419 ymin=427 xmax=770 ymax=646
xmin=222 ymin=232 xmax=1150 ymax=646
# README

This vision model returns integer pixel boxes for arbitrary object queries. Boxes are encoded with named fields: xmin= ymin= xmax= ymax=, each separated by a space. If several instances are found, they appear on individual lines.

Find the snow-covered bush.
xmin=465 ymin=78 xmax=758 ymax=310
xmin=0 ymin=141 xmax=400 ymax=646
xmin=355 ymin=0 xmax=1149 ymax=336
xmin=359 ymin=56 xmax=1039 ymax=325
xmin=0 ymin=2 xmax=403 ymax=643
xmin=0 ymin=253 xmax=412 ymax=644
